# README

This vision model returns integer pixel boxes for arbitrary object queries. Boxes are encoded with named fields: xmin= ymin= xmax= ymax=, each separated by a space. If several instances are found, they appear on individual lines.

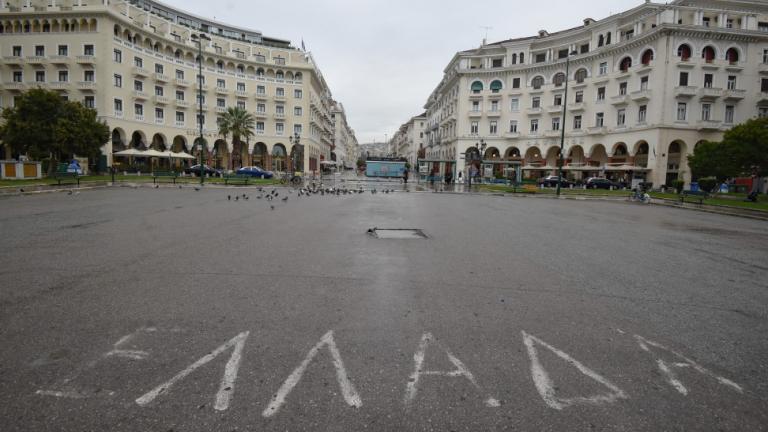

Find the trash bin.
xmin=690 ymin=182 xmax=699 ymax=192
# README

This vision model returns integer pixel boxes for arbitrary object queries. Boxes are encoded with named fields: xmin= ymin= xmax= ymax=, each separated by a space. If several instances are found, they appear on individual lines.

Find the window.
xmin=84 ymin=70 xmax=94 ymax=82
xmin=276 ymin=123 xmax=284 ymax=135
xmin=532 ymin=96 xmax=541 ymax=108
xmin=597 ymin=87 xmax=606 ymax=101
xmin=58 ymin=70 xmax=68 ymax=82
xmin=489 ymin=121 xmax=498 ymax=135
xmin=155 ymin=86 xmax=163 ymax=96
xmin=236 ymin=101 xmax=246 ymax=110
xmin=257 ymin=103 xmax=266 ymax=113
xmin=12 ymin=71 xmax=22 ymax=82
xmin=176 ymin=90 xmax=184 ymax=101
xmin=197 ymin=114 xmax=205 ymax=125
xmin=134 ymin=103 xmax=143 ymax=116
xmin=83 ymin=45 xmax=94 ymax=56
xmin=114 ymin=99 xmax=122 ymax=113
xmin=677 ymin=102 xmax=687 ymax=121
xmin=704 ymin=74 xmax=713 ymax=88
xmin=155 ymin=64 xmax=163 ymax=74
xmin=12 ymin=46 xmax=21 ymax=57
xmin=580 ymin=43 xmax=589 ymax=54
xmin=294 ymin=89 xmax=302 ymax=99
xmin=575 ymin=91 xmax=584 ymax=103
xmin=492 ymin=58 xmax=503 ymax=68
xmin=534 ymin=53 xmax=546 ymax=63
xmin=490 ymin=100 xmax=499 ymax=112
xmin=725 ymin=105 xmax=734 ymax=124
xmin=575 ymin=68 xmax=588 ymax=83
xmin=558 ymin=49 xmax=569 ymax=59
xmin=490 ymin=80 xmax=503 ymax=93
xmin=619 ymin=82 xmax=628 ymax=96
xmin=638 ymin=105 xmax=647 ymax=123
xmin=471 ymin=81 xmax=483 ymax=94
xmin=641 ymin=49 xmax=654 ymax=65
xmin=276 ymin=105 xmax=285 ymax=115
xmin=573 ymin=115 xmax=582 ymax=130
xmin=176 ymin=69 xmax=184 ymax=80
xmin=509 ymin=120 xmax=518 ymax=133
xmin=512 ymin=78 xmax=520 ymax=89
xmin=34 ymin=45 xmax=44 ymax=56
xmin=605 ymin=32 xmax=611 ymax=45
xmin=702 ymin=46 xmax=716 ymax=63
xmin=759 ymin=107 xmax=768 ymax=118
xmin=237 ymin=82 xmax=245 ymax=92
xmin=470 ymin=121 xmax=478 ymax=135
xmin=619 ymin=57 xmax=632 ymax=72
xmin=217 ymin=79 xmax=225 ymax=89
xmin=677 ymin=44 xmax=692 ymax=61
xmin=155 ymin=108 xmax=164 ymax=120
xmin=726 ymin=48 xmax=739 ymax=64
xmin=703 ymin=17 xmax=711 ymax=27
xmin=134 ymin=80 xmax=143 ymax=91
xmin=472 ymin=100 xmax=480 ymax=112
xmin=530 ymin=119 xmax=539 ymax=133
xmin=727 ymin=75 xmax=737 ymax=90
xmin=617 ymin=109 xmax=626 ymax=126
xmin=640 ymin=76 xmax=649 ymax=91
xmin=294 ymin=124 xmax=302 ymax=135
xmin=294 ymin=107 xmax=302 ymax=116
xmin=256 ymin=122 xmax=265 ymax=132
xmin=510 ymin=98 xmax=519 ymax=111
xmin=257 ymin=85 xmax=266 ymax=95
xmin=134 ymin=57 xmax=143 ymax=68
xmin=595 ymin=112 xmax=604 ymax=127
xmin=276 ymin=87 xmax=285 ymax=97
xmin=35 ymin=70 xmax=45 ymax=82
xmin=701 ymin=103 xmax=711 ymax=121
xmin=764 ymin=49 xmax=768 ymax=64
xmin=196 ymin=94 xmax=205 ymax=105
xmin=217 ymin=98 xmax=225 ymax=108
xmin=552 ymin=117 xmax=560 ymax=131
xmin=176 ymin=111 xmax=184 ymax=123
xmin=599 ymin=62 xmax=608 ymax=75
xmin=532 ymin=76 xmax=544 ymax=89
xmin=553 ymin=73 xmax=565 ymax=87
xmin=763 ymin=78 xmax=768 ymax=93
xmin=679 ymin=72 xmax=689 ymax=86
xmin=113 ymin=49 xmax=121 ymax=63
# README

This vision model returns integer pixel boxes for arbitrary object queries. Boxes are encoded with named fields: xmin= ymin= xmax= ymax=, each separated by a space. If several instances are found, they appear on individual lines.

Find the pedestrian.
xmin=403 ymin=167 xmax=409 ymax=184
xmin=445 ymin=170 xmax=453 ymax=185
xmin=745 ymin=170 xmax=760 ymax=202
xmin=458 ymin=171 xmax=463 ymax=183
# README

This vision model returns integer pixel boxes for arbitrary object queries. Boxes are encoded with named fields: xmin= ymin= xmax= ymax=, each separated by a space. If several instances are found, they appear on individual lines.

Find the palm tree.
xmin=217 ymin=107 xmax=255 ymax=171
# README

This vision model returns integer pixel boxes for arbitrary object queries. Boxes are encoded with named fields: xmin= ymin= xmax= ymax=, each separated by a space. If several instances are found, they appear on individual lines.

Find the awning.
xmin=171 ymin=151 xmax=196 ymax=160
xmin=113 ymin=149 xmax=144 ymax=156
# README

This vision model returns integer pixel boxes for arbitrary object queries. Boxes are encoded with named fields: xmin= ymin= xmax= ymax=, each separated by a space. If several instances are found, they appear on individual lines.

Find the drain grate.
xmin=367 ymin=228 xmax=428 ymax=239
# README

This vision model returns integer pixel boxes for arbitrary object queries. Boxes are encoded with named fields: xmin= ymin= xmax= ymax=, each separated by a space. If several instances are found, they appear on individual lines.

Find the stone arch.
xmin=272 ymin=143 xmax=287 ymax=172
xmin=111 ymin=128 xmax=127 ymax=151
xmin=531 ymin=75 xmax=545 ymax=89
xmin=524 ymin=146 xmax=543 ymax=164
xmin=701 ymin=45 xmax=716 ymax=63
xmin=544 ymin=146 xmax=560 ymax=167
xmin=251 ymin=142 xmax=268 ymax=167
xmin=213 ymin=139 xmax=230 ymax=170
xmin=725 ymin=46 xmax=740 ymax=64
xmin=504 ymin=146 xmax=521 ymax=159
xmin=484 ymin=146 xmax=501 ymax=160
xmin=641 ymin=48 xmax=654 ymax=65
xmin=677 ymin=42 xmax=692 ymax=60
xmin=130 ymin=130 xmax=147 ymax=149
xmin=294 ymin=72 xmax=303 ymax=81
xmin=633 ymin=140 xmax=649 ymax=168
xmin=664 ymin=140 xmax=687 ymax=186
xmin=618 ymin=56 xmax=632 ymax=72
xmin=611 ymin=142 xmax=628 ymax=157
xmin=89 ymin=18 xmax=97 ymax=32
xmin=552 ymin=72 xmax=566 ymax=87
xmin=246 ymin=65 xmax=256 ymax=75
xmin=587 ymin=143 xmax=607 ymax=164
xmin=567 ymin=145 xmax=586 ymax=165
xmin=172 ymin=135 xmax=187 ymax=152
xmin=151 ymin=133 xmax=168 ymax=151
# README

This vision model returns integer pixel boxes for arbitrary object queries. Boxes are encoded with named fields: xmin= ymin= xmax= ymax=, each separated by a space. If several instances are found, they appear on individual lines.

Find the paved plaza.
xmin=0 ymin=187 xmax=767 ymax=431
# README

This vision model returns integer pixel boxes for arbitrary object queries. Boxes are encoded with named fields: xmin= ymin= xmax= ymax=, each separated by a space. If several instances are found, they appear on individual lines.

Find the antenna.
xmin=479 ymin=26 xmax=492 ymax=44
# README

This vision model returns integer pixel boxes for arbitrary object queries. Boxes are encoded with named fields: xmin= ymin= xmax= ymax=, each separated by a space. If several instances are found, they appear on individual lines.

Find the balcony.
xmin=235 ymin=90 xmax=248 ymax=98
xmin=215 ymin=106 xmax=227 ymax=114
xmin=546 ymin=105 xmax=564 ymax=114
xmin=697 ymin=119 xmax=722 ymax=131
xmin=215 ymin=86 xmax=230 ymax=95
xmin=676 ymin=58 xmax=695 ymax=69
xmin=135 ymin=115 xmax=145 ymax=122
xmin=153 ymin=73 xmax=169 ymax=83
xmin=588 ymin=126 xmax=607 ymax=135
xmin=699 ymin=87 xmax=722 ymax=100
xmin=3 ymin=56 xmax=23 ymax=65
xmin=48 ymin=81 xmax=70 ymax=90
xmin=76 ymin=81 xmax=97 ymax=91
xmin=132 ymin=67 xmax=149 ymax=77
xmin=630 ymin=89 xmax=651 ymax=102
xmin=526 ymin=107 xmax=543 ymax=115
xmin=274 ymin=113 xmax=286 ymax=119
xmin=487 ymin=110 xmax=502 ymax=117
xmin=3 ymin=82 xmax=26 ymax=91
xmin=255 ymin=130 xmax=265 ymax=135
xmin=468 ymin=110 xmax=482 ymax=118
xmin=175 ymin=78 xmax=190 ymax=87
xmin=155 ymin=118 xmax=164 ymax=125
xmin=701 ymin=60 xmax=720 ymax=71
xmin=196 ymin=84 xmax=209 ymax=92
xmin=610 ymin=93 xmax=630 ymax=105
xmin=50 ymin=55 xmax=70 ymax=64
xmin=758 ymin=92 xmax=768 ymax=104
xmin=722 ymin=89 xmax=746 ymax=101
xmin=759 ymin=63 xmax=768 ymax=75
xmin=274 ymin=95 xmax=286 ymax=101
xmin=504 ymin=132 xmax=521 ymax=138
xmin=544 ymin=130 xmax=561 ymax=137
xmin=255 ymin=92 xmax=268 ymax=100
xmin=26 ymin=56 xmax=46 ymax=64
xmin=725 ymin=62 xmax=744 ymax=73
xmin=175 ymin=99 xmax=190 ymax=108
xmin=132 ymin=90 xmax=148 ymax=100
xmin=114 ymin=111 xmax=124 ymax=119
xmin=153 ymin=95 xmax=169 ymax=105
xmin=674 ymin=86 xmax=697 ymax=98
xmin=568 ymin=102 xmax=585 ymax=112
xmin=175 ymin=121 xmax=185 ymax=128
xmin=76 ymin=55 xmax=96 ymax=64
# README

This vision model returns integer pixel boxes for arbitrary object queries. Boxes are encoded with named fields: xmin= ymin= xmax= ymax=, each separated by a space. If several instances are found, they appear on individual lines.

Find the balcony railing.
xmin=77 ymin=81 xmax=97 ymax=90
xmin=674 ymin=86 xmax=697 ymax=98
xmin=722 ymin=89 xmax=746 ymax=100
xmin=48 ymin=81 xmax=70 ymax=89
xmin=697 ymin=119 xmax=722 ymax=130
xmin=155 ymin=118 xmax=164 ymax=125
xmin=154 ymin=73 xmax=170 ymax=83
xmin=235 ymin=90 xmax=248 ymax=98
xmin=175 ymin=99 xmax=190 ymax=108
xmin=49 ymin=55 xmax=70 ymax=64
xmin=135 ymin=114 xmax=145 ymax=122
xmin=153 ymin=95 xmax=169 ymax=105
xmin=175 ymin=78 xmax=190 ymax=87
xmin=114 ymin=110 xmax=124 ymax=118
xmin=175 ymin=121 xmax=185 ymax=127
xmin=610 ymin=94 xmax=630 ymax=105
xmin=132 ymin=90 xmax=148 ymax=99
xmin=699 ymin=87 xmax=722 ymax=100
xmin=26 ymin=56 xmax=46 ymax=64
xmin=215 ymin=86 xmax=230 ymax=95
xmin=630 ymin=89 xmax=651 ymax=101
xmin=132 ymin=67 xmax=149 ymax=77
xmin=76 ymin=55 xmax=96 ymax=64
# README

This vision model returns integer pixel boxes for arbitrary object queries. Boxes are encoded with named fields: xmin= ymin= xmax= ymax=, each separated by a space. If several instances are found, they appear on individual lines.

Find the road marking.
xmin=522 ymin=331 xmax=628 ymax=410
xmin=634 ymin=334 xmax=743 ymax=395
xmin=404 ymin=332 xmax=500 ymax=408
xmin=262 ymin=330 xmax=361 ymax=418
xmin=135 ymin=331 xmax=249 ymax=410
xmin=35 ymin=390 xmax=87 ymax=399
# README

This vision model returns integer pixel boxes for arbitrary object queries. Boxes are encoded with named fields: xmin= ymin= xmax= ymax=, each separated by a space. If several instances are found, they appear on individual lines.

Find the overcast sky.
xmin=165 ymin=0 xmax=642 ymax=143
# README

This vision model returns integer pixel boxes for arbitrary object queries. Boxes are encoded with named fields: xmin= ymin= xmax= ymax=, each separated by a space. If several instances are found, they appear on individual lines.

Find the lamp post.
xmin=557 ymin=50 xmax=579 ymax=197
xmin=191 ymin=33 xmax=211 ymax=186
xmin=466 ymin=139 xmax=486 ymax=191
xmin=289 ymin=132 xmax=301 ymax=172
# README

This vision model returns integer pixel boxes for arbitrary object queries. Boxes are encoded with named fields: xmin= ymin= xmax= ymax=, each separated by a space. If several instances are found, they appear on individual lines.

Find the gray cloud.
xmin=166 ymin=0 xmax=641 ymax=143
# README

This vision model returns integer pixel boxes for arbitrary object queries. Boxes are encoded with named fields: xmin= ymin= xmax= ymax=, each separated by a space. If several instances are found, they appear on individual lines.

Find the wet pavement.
xmin=0 ymin=186 xmax=767 ymax=431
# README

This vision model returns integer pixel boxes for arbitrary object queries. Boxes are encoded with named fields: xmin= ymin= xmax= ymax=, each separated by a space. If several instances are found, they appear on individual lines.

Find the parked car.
xmin=538 ymin=175 xmax=572 ymax=188
xmin=585 ymin=177 xmax=621 ymax=189
xmin=236 ymin=166 xmax=274 ymax=179
xmin=184 ymin=164 xmax=222 ymax=176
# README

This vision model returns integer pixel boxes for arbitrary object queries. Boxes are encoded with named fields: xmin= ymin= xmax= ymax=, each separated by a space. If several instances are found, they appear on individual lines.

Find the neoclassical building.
xmin=423 ymin=0 xmax=768 ymax=187
xmin=391 ymin=113 xmax=426 ymax=167
xmin=0 ymin=0 xmax=357 ymax=173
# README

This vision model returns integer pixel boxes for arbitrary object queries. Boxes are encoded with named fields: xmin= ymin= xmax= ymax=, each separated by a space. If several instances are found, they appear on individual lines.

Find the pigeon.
xmin=179 ymin=185 xmax=182 ymax=189
xmin=235 ymin=196 xmax=239 ymax=201
xmin=282 ymin=196 xmax=288 ymax=202
xmin=19 ymin=188 xmax=24 ymax=193
xmin=244 ymin=196 xmax=249 ymax=201
xmin=228 ymin=195 xmax=231 ymax=201
xmin=154 ymin=184 xmax=159 ymax=189
xmin=256 ymin=195 xmax=262 ymax=200
xmin=67 ymin=190 xmax=73 ymax=195
xmin=194 ymin=187 xmax=201 ymax=191
xmin=270 ymin=205 xmax=275 ymax=210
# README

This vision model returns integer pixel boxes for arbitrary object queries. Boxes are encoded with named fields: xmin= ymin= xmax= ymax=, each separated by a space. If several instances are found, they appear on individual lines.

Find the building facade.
xmin=391 ymin=113 xmax=426 ymax=167
xmin=423 ymin=0 xmax=768 ymax=187
xmin=330 ymin=100 xmax=359 ymax=169
xmin=0 ymin=0 xmax=355 ymax=173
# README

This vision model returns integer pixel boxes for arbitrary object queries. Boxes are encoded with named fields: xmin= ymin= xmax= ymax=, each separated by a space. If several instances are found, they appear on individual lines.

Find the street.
xmin=0 ymin=186 xmax=767 ymax=431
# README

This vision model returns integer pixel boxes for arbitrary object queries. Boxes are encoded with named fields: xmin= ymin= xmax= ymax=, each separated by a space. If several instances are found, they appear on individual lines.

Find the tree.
xmin=687 ymin=140 xmax=737 ymax=182
xmin=687 ymin=118 xmax=768 ymax=180
xmin=0 ymin=88 xmax=109 ymax=173
xmin=217 ymin=107 xmax=255 ymax=171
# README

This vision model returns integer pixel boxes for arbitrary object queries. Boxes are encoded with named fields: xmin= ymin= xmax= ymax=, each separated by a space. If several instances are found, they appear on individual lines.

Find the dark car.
xmin=538 ymin=175 xmax=572 ymax=188
xmin=236 ymin=166 xmax=274 ymax=179
xmin=184 ymin=164 xmax=222 ymax=176
xmin=585 ymin=177 xmax=621 ymax=189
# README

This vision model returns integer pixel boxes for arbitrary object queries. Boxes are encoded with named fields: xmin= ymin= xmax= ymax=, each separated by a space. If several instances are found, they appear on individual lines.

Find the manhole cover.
xmin=367 ymin=228 xmax=428 ymax=239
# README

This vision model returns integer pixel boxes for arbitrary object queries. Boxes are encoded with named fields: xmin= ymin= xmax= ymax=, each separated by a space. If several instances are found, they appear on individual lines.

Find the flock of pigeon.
xmin=215 ymin=185 xmax=400 ymax=210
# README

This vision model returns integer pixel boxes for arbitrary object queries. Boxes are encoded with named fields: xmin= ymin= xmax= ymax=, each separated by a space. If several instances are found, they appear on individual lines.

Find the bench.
xmin=223 ymin=174 xmax=250 ymax=186
xmin=52 ymin=171 xmax=80 ymax=186
xmin=680 ymin=190 xmax=709 ymax=205
xmin=152 ymin=171 xmax=178 ymax=184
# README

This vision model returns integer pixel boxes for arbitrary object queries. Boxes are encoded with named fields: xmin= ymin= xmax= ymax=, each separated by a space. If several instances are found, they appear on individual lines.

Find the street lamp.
xmin=466 ymin=139 xmax=486 ymax=190
xmin=289 ymin=132 xmax=301 ymax=174
xmin=191 ymin=33 xmax=211 ymax=185
xmin=557 ymin=50 xmax=579 ymax=197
